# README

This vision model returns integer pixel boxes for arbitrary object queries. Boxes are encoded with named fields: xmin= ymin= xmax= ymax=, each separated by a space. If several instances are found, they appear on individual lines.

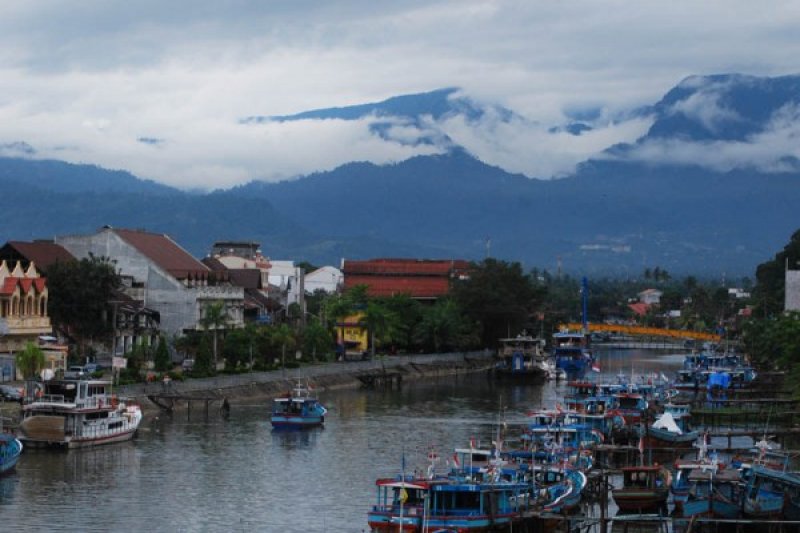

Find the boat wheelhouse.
xmin=19 ymin=379 xmax=141 ymax=448
xmin=552 ymin=331 xmax=594 ymax=376
xmin=611 ymin=465 xmax=671 ymax=513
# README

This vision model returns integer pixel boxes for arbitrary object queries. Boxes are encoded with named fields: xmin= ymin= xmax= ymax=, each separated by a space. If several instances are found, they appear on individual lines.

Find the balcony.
xmin=0 ymin=316 xmax=52 ymax=336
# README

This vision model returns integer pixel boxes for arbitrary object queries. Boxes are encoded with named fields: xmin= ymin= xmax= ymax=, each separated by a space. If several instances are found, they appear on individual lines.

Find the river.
xmin=0 ymin=349 xmax=684 ymax=532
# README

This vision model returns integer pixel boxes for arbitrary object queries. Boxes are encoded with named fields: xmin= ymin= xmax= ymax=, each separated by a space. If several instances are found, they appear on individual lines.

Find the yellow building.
xmin=336 ymin=313 xmax=369 ymax=357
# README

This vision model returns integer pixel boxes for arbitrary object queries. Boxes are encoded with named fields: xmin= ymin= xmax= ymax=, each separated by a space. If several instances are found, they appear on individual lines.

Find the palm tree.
xmin=360 ymin=301 xmax=398 ymax=358
xmin=199 ymin=300 xmax=230 ymax=368
xmin=16 ymin=341 xmax=45 ymax=379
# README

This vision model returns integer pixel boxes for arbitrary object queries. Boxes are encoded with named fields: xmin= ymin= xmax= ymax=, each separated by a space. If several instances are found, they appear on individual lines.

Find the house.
xmin=0 ymin=259 xmax=53 ymax=380
xmin=1 ymin=239 xmax=161 ymax=359
xmin=638 ymin=288 xmax=663 ymax=305
xmin=342 ymin=258 xmax=470 ymax=300
xmin=628 ymin=302 xmax=650 ymax=317
xmin=203 ymin=255 xmax=279 ymax=324
xmin=305 ymin=266 xmax=342 ymax=294
xmin=57 ymin=227 xmax=244 ymax=340
xmin=786 ymin=269 xmax=800 ymax=312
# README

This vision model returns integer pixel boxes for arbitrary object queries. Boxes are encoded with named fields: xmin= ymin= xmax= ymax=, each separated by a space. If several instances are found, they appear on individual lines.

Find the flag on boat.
xmin=591 ymin=363 xmax=601 ymax=373
xmin=470 ymin=436 xmax=476 ymax=449
xmin=638 ymin=436 xmax=645 ymax=456
xmin=452 ymin=452 xmax=460 ymax=467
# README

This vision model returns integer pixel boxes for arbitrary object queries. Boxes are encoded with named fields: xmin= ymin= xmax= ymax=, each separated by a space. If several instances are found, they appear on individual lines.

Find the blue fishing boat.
xmin=270 ymin=382 xmax=327 ymax=428
xmin=367 ymin=475 xmax=533 ymax=532
xmin=677 ymin=467 xmax=743 ymax=519
xmin=743 ymin=465 xmax=800 ymax=518
xmin=533 ymin=466 xmax=587 ymax=514
xmin=0 ymin=433 xmax=22 ymax=474
xmin=552 ymin=331 xmax=594 ymax=376
xmin=642 ymin=406 xmax=698 ymax=450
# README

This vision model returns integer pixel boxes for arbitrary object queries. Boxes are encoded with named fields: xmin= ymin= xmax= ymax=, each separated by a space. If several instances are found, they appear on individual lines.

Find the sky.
xmin=0 ymin=1 xmax=799 ymax=190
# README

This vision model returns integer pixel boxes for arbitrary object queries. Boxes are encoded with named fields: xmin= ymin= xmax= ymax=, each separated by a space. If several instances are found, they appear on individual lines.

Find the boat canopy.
xmin=652 ymin=412 xmax=682 ymax=435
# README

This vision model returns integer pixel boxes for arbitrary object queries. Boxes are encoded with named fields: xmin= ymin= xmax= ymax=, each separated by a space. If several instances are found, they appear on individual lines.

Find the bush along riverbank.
xmin=123 ymin=351 xmax=494 ymax=413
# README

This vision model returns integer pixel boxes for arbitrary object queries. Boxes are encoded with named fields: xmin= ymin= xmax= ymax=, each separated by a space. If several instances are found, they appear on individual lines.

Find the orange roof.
xmin=342 ymin=258 xmax=468 ymax=299
xmin=3 ymin=241 xmax=74 ymax=271
xmin=628 ymin=302 xmax=650 ymax=316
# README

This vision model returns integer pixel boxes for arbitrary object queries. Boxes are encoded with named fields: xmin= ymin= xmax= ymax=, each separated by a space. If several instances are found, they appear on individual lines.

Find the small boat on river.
xmin=19 ymin=378 xmax=141 ymax=448
xmin=271 ymin=382 xmax=327 ymax=428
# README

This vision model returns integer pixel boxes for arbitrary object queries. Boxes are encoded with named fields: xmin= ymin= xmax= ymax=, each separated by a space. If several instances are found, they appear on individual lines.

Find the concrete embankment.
xmin=122 ymin=351 xmax=494 ymax=413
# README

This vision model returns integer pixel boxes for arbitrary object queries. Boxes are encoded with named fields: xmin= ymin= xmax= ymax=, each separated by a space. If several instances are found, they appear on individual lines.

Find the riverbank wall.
xmin=121 ymin=350 xmax=494 ymax=413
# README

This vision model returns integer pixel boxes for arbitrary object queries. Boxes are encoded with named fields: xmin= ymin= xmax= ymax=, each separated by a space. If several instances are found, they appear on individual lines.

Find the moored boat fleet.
xmin=368 ymin=343 xmax=800 ymax=531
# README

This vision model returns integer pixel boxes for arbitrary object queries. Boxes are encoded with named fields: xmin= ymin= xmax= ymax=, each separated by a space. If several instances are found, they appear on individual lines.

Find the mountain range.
xmin=1 ymin=73 xmax=799 ymax=277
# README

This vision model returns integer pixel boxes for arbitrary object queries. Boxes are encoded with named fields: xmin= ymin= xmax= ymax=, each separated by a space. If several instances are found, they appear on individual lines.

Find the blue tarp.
xmin=708 ymin=372 xmax=730 ymax=389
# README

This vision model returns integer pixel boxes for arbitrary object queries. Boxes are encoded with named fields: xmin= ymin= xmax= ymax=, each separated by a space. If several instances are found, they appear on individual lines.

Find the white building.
xmin=305 ymin=266 xmax=342 ymax=294
xmin=786 ymin=269 xmax=800 ymax=312
xmin=58 ymin=227 xmax=244 ymax=346
xmin=638 ymin=288 xmax=663 ymax=305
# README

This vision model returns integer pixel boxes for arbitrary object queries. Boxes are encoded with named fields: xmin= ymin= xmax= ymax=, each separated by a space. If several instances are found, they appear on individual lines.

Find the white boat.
xmin=19 ymin=379 xmax=142 ymax=448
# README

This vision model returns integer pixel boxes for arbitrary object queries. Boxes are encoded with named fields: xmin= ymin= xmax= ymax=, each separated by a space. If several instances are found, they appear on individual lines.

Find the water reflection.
xmin=271 ymin=427 xmax=322 ymax=449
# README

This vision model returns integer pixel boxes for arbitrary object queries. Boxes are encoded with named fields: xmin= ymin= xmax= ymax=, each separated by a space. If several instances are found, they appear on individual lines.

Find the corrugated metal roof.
xmin=115 ymin=228 xmax=209 ymax=280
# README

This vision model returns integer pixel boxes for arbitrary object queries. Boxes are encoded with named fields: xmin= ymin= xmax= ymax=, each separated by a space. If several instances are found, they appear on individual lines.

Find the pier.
xmin=146 ymin=390 xmax=229 ymax=420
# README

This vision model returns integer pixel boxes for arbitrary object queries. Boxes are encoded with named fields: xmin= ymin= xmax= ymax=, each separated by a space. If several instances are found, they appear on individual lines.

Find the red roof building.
xmin=342 ymin=258 xmax=470 ymax=300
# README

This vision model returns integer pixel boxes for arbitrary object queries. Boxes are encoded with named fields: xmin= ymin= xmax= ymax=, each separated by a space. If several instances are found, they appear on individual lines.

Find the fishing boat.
xmin=552 ymin=331 xmax=594 ymax=376
xmin=533 ymin=466 xmax=587 ymax=514
xmin=742 ymin=465 xmax=800 ymax=518
xmin=676 ymin=467 xmax=743 ymax=519
xmin=611 ymin=465 xmax=671 ymax=513
xmin=19 ymin=378 xmax=142 ymax=448
xmin=0 ymin=433 xmax=22 ymax=474
xmin=271 ymin=382 xmax=327 ymax=428
xmin=494 ymin=334 xmax=548 ymax=383
xmin=641 ymin=407 xmax=698 ymax=450
xmin=368 ymin=474 xmax=533 ymax=532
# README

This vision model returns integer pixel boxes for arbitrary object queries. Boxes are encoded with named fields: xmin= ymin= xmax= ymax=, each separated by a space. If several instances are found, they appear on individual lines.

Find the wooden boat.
xmin=675 ymin=467 xmax=743 ymax=518
xmin=19 ymin=379 xmax=141 ymax=448
xmin=0 ymin=433 xmax=23 ymax=474
xmin=742 ymin=465 xmax=800 ymax=518
xmin=367 ymin=476 xmax=533 ymax=532
xmin=641 ymin=408 xmax=698 ymax=450
xmin=271 ymin=382 xmax=327 ymax=428
xmin=611 ymin=466 xmax=670 ymax=513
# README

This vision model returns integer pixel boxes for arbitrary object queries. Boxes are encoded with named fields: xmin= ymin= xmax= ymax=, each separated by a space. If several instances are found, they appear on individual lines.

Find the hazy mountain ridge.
xmin=1 ymin=74 xmax=799 ymax=274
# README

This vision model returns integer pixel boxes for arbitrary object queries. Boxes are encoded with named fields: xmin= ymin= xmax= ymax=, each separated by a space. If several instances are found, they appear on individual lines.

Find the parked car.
xmin=0 ymin=384 xmax=23 ymax=403
xmin=64 ymin=365 xmax=88 ymax=379
xmin=84 ymin=363 xmax=103 ymax=374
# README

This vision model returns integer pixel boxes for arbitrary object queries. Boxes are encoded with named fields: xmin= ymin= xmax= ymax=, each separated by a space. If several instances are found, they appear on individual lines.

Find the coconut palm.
xmin=199 ymin=300 xmax=230 ymax=367
xmin=272 ymin=323 xmax=296 ymax=368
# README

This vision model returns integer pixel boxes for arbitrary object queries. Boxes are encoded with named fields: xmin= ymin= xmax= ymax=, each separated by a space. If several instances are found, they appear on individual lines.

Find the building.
xmin=0 ymin=259 xmax=53 ymax=380
xmin=305 ymin=266 xmax=342 ymax=294
xmin=203 ymin=255 xmax=278 ymax=324
xmin=638 ymin=288 xmax=663 ymax=305
xmin=57 ymin=227 xmax=244 ymax=340
xmin=1 ymin=239 xmax=161 ymax=359
xmin=787 ymin=269 xmax=800 ymax=312
xmin=342 ymin=258 xmax=470 ymax=300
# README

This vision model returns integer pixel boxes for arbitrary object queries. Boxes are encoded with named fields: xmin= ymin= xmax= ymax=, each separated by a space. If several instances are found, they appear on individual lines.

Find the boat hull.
xmin=271 ymin=415 xmax=324 ymax=428
xmin=611 ymin=488 xmax=669 ymax=513
xmin=681 ymin=497 xmax=740 ymax=519
xmin=0 ymin=435 xmax=22 ymax=474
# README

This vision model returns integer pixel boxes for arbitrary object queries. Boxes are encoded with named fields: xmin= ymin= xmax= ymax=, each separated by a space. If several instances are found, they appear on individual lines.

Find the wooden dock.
xmin=147 ymin=390 xmax=229 ymax=420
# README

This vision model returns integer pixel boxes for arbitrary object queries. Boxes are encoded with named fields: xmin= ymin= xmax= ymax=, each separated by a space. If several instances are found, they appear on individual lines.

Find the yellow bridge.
xmin=561 ymin=323 xmax=721 ymax=342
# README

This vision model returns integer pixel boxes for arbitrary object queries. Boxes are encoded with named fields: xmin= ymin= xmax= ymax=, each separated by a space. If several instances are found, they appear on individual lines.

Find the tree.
xmin=272 ymin=323 xmax=296 ymax=368
xmin=16 ymin=341 xmax=45 ymax=379
xmin=382 ymin=294 xmax=422 ymax=352
xmin=153 ymin=336 xmax=171 ymax=372
xmin=360 ymin=301 xmax=398 ymax=357
xmin=303 ymin=319 xmax=333 ymax=361
xmin=752 ymin=229 xmax=800 ymax=317
xmin=199 ymin=300 xmax=230 ymax=367
xmin=193 ymin=334 xmax=215 ymax=377
xmin=416 ymin=299 xmax=474 ymax=352
xmin=47 ymin=254 xmax=121 ymax=356
xmin=125 ymin=340 xmax=150 ymax=376
xmin=452 ymin=259 xmax=544 ymax=347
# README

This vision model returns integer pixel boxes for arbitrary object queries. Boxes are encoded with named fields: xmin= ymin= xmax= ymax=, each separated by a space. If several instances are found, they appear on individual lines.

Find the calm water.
xmin=0 ymin=349 xmax=684 ymax=532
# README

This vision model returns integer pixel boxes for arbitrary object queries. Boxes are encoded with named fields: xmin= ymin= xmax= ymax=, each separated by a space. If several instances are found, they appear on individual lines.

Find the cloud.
xmin=0 ymin=1 xmax=799 ymax=188
xmin=614 ymin=103 xmax=800 ymax=173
